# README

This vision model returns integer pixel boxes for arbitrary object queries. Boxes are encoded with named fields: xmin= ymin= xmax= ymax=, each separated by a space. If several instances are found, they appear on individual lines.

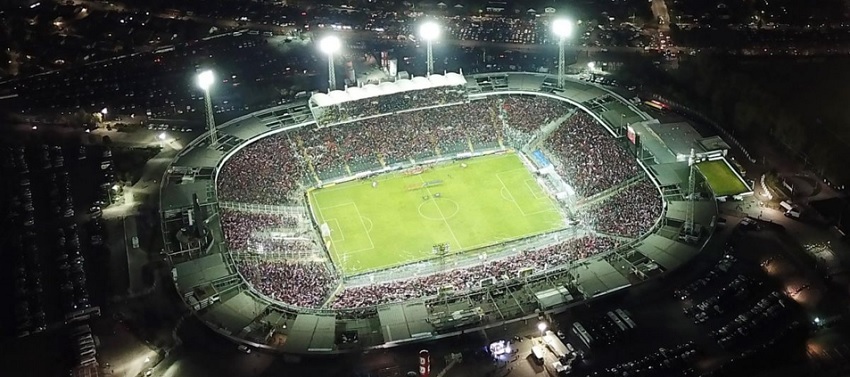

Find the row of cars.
xmin=6 ymin=145 xmax=50 ymax=336
xmin=711 ymin=291 xmax=791 ymax=349
xmin=600 ymin=342 xmax=699 ymax=377
xmin=685 ymin=273 xmax=758 ymax=323
xmin=571 ymin=308 xmax=638 ymax=349
xmin=70 ymin=324 xmax=98 ymax=367
xmin=3 ymin=144 xmax=112 ymax=337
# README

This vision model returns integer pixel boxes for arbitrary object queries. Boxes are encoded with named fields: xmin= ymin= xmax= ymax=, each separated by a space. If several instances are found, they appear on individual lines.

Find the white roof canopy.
xmin=310 ymin=72 xmax=467 ymax=107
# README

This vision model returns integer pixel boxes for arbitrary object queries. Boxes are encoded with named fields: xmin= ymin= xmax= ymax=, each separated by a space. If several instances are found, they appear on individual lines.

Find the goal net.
xmin=320 ymin=223 xmax=332 ymax=238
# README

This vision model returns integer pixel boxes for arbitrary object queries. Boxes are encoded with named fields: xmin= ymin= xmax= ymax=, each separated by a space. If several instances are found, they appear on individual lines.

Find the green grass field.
xmin=308 ymin=153 xmax=565 ymax=276
xmin=697 ymin=160 xmax=750 ymax=196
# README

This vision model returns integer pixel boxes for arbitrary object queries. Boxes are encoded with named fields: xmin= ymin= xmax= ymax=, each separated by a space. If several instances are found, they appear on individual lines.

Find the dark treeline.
xmin=619 ymin=54 xmax=850 ymax=187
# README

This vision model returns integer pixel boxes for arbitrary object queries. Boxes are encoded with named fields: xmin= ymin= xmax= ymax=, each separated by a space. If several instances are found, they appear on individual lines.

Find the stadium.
xmin=160 ymin=72 xmax=747 ymax=354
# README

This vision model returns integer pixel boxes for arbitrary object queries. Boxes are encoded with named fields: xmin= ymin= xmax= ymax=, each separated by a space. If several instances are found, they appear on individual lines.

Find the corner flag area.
xmin=308 ymin=153 xmax=565 ymax=276
xmin=696 ymin=159 xmax=750 ymax=197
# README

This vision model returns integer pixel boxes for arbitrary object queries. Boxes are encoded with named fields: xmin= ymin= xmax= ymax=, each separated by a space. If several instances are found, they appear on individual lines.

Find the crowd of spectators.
xmin=499 ymin=95 xmax=574 ymax=146
xmin=220 ymin=209 xmax=297 ymax=251
xmin=313 ymin=86 xmax=468 ymax=126
xmin=221 ymin=95 xmax=573 ymax=194
xmin=297 ymin=95 xmax=575 ymax=174
xmin=216 ymin=93 xmax=663 ymax=310
xmin=217 ymin=136 xmax=307 ymax=205
xmin=546 ymin=112 xmax=640 ymax=197
xmin=330 ymin=236 xmax=618 ymax=308
xmin=501 ymin=96 xmax=573 ymax=133
xmin=298 ymin=101 xmax=502 ymax=172
xmin=235 ymin=259 xmax=335 ymax=308
xmin=586 ymin=179 xmax=663 ymax=238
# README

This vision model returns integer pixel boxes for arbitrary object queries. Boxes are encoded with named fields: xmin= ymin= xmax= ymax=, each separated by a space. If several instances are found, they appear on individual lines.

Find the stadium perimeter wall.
xmin=161 ymin=72 xmax=712 ymax=355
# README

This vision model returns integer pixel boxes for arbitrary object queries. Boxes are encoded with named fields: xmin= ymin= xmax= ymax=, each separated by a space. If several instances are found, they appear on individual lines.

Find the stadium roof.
xmin=310 ymin=73 xmax=467 ymax=107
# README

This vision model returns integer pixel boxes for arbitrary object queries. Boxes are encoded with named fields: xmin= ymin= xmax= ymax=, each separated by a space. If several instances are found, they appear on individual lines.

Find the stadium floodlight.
xmin=196 ymin=70 xmax=215 ymax=91
xmin=196 ymin=70 xmax=218 ymax=149
xmin=419 ymin=20 xmax=440 ymax=76
xmin=319 ymin=35 xmax=341 ymax=90
xmin=420 ymin=20 xmax=440 ymax=41
xmin=552 ymin=18 xmax=573 ymax=39
xmin=551 ymin=18 xmax=573 ymax=89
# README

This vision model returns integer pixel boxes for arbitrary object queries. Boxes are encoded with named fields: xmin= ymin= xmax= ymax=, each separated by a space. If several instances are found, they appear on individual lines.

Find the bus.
xmin=615 ymin=309 xmax=637 ymax=329
xmin=607 ymin=311 xmax=628 ymax=332
xmin=65 ymin=306 xmax=101 ymax=324
xmin=571 ymin=322 xmax=593 ymax=348
xmin=644 ymin=100 xmax=667 ymax=111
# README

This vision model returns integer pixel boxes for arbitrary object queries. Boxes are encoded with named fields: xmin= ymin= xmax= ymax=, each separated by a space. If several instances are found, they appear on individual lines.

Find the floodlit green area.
xmin=697 ymin=159 xmax=750 ymax=197
xmin=309 ymin=153 xmax=565 ymax=276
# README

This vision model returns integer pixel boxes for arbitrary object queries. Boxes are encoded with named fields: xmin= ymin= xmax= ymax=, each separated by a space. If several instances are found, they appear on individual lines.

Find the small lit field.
xmin=308 ymin=153 xmax=565 ymax=276
xmin=697 ymin=159 xmax=750 ymax=197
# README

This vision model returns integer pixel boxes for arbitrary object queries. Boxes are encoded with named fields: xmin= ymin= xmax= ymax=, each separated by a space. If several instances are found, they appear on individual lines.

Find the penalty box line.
xmin=495 ymin=170 xmax=553 ymax=217
xmin=319 ymin=201 xmax=375 ymax=253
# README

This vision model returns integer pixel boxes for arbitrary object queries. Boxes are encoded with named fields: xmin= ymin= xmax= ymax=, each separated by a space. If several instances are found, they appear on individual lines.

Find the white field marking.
xmin=500 ymin=186 xmax=513 ymax=202
xmin=496 ymin=170 xmax=556 ymax=217
xmin=351 ymin=202 xmax=376 ymax=250
xmin=319 ymin=202 xmax=367 ymax=211
xmin=524 ymin=179 xmax=547 ymax=199
xmin=418 ymin=175 xmax=463 ymax=250
xmin=361 ymin=216 xmax=374 ymax=232
xmin=311 ymin=194 xmax=344 ymax=267
xmin=326 ymin=218 xmax=345 ymax=242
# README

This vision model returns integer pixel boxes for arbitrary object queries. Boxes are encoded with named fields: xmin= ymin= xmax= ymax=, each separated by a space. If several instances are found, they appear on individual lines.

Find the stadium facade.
xmin=160 ymin=72 xmax=724 ymax=354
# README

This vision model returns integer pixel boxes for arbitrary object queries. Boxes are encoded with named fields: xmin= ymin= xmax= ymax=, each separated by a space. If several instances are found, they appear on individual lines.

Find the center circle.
xmin=418 ymin=198 xmax=460 ymax=220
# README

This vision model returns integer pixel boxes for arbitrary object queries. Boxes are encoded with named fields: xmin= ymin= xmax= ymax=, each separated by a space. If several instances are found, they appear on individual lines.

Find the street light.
xmin=419 ymin=20 xmax=441 ymax=76
xmin=196 ymin=70 xmax=218 ymax=149
xmin=537 ymin=322 xmax=548 ymax=334
xmin=587 ymin=61 xmax=596 ymax=72
xmin=319 ymin=36 xmax=341 ymax=90
xmin=551 ymin=18 xmax=573 ymax=89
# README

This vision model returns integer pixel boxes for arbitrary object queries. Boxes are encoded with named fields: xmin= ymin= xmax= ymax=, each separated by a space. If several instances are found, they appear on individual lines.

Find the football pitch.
xmin=697 ymin=160 xmax=750 ymax=196
xmin=308 ymin=153 xmax=565 ymax=276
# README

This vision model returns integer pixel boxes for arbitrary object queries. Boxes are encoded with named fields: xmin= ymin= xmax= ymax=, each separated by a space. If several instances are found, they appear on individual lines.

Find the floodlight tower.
xmin=686 ymin=150 xmax=696 ymax=234
xmin=319 ymin=36 xmax=341 ymax=90
xmin=419 ymin=20 xmax=441 ymax=76
xmin=196 ymin=70 xmax=217 ymax=149
xmin=551 ymin=18 xmax=573 ymax=89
